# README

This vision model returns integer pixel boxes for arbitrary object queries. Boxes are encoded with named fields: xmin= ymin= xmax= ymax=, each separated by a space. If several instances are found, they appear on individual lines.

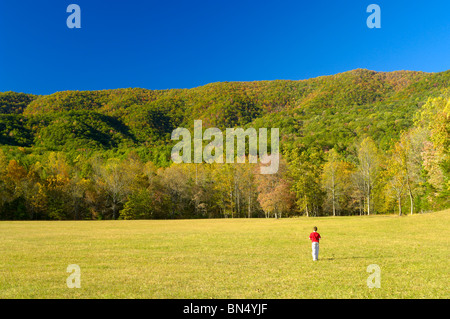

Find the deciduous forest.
xmin=0 ymin=69 xmax=448 ymax=219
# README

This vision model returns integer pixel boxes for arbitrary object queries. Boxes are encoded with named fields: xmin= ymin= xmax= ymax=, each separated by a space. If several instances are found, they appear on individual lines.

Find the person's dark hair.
xmin=313 ymin=226 xmax=317 ymax=231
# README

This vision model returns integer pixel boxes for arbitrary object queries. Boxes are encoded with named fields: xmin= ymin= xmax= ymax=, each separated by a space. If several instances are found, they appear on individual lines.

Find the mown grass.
xmin=0 ymin=210 xmax=449 ymax=299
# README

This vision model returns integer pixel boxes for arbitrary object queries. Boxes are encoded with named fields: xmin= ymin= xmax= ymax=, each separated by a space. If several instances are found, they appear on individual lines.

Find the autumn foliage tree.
xmin=256 ymin=159 xmax=295 ymax=218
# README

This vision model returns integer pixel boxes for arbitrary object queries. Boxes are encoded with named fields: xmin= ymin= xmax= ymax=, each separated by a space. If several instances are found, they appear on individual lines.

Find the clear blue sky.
xmin=0 ymin=0 xmax=449 ymax=95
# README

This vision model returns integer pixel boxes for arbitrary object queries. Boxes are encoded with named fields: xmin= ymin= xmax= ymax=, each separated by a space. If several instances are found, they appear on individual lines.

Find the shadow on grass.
xmin=321 ymin=256 xmax=370 ymax=260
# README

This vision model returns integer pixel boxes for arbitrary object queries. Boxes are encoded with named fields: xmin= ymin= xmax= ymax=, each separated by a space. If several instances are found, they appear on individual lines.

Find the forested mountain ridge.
xmin=2 ymin=69 xmax=448 ymax=154
xmin=0 ymin=69 xmax=449 ymax=220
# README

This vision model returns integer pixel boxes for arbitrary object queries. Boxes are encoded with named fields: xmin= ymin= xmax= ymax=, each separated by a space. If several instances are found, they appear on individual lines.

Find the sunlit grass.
xmin=0 ymin=209 xmax=449 ymax=298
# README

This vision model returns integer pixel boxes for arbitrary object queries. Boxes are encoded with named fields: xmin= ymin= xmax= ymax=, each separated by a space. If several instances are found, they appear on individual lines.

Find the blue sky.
xmin=0 ymin=0 xmax=449 ymax=95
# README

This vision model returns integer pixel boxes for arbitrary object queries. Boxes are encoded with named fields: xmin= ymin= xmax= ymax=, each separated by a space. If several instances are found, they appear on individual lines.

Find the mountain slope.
xmin=1 ymin=69 xmax=449 ymax=165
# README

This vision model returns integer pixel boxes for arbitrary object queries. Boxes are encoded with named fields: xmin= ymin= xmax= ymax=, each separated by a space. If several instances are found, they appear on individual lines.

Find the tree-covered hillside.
xmin=3 ymin=69 xmax=447 ymax=157
xmin=0 ymin=69 xmax=449 ymax=219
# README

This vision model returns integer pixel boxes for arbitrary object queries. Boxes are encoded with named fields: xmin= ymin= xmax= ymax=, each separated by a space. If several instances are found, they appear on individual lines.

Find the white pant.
xmin=312 ymin=242 xmax=319 ymax=260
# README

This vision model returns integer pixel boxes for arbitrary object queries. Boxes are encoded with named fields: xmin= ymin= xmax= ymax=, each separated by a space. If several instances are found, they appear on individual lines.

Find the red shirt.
xmin=309 ymin=231 xmax=321 ymax=243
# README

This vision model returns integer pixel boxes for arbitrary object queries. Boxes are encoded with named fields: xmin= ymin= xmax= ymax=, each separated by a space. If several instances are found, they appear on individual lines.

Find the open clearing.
xmin=0 ymin=210 xmax=449 ymax=298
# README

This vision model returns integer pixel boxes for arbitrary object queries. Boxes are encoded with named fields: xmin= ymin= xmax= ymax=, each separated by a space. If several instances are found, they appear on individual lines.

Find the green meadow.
xmin=0 ymin=210 xmax=449 ymax=299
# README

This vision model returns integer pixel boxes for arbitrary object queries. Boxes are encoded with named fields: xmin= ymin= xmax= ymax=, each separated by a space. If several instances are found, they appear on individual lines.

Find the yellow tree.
xmin=21 ymin=162 xmax=47 ymax=220
xmin=236 ymin=161 xmax=259 ymax=218
xmin=415 ymin=92 xmax=450 ymax=199
xmin=42 ymin=152 xmax=71 ymax=220
xmin=357 ymin=137 xmax=380 ymax=215
xmin=5 ymin=159 xmax=28 ymax=199
xmin=394 ymin=129 xmax=428 ymax=215
xmin=2 ymin=159 xmax=28 ymax=219
xmin=0 ymin=149 xmax=8 ymax=212
xmin=94 ymin=155 xmax=144 ymax=219
xmin=387 ymin=141 xmax=409 ymax=215
xmin=289 ymin=150 xmax=324 ymax=217
xmin=321 ymin=148 xmax=352 ymax=216
xmin=158 ymin=163 xmax=193 ymax=218
xmin=211 ymin=163 xmax=235 ymax=218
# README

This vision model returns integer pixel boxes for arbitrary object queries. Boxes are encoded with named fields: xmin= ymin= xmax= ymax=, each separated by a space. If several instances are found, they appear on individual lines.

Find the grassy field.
xmin=0 ymin=210 xmax=449 ymax=299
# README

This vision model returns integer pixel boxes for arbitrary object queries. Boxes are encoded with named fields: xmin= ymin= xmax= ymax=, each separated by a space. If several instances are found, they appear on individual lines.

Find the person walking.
xmin=309 ymin=226 xmax=321 ymax=261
